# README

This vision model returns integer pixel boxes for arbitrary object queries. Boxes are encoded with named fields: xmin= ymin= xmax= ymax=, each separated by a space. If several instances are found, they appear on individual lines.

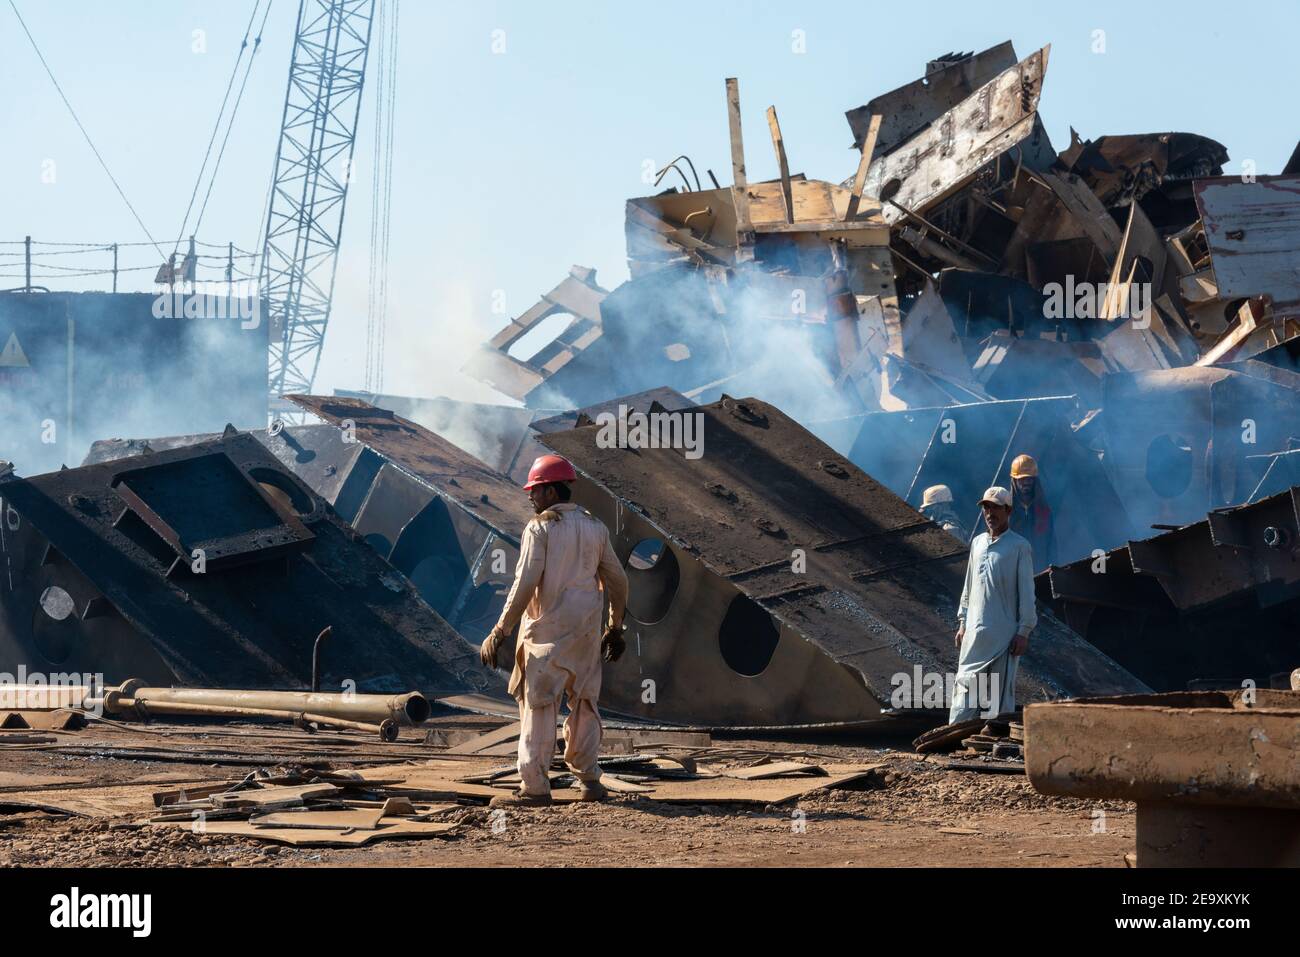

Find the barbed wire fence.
xmin=0 ymin=237 xmax=261 ymax=293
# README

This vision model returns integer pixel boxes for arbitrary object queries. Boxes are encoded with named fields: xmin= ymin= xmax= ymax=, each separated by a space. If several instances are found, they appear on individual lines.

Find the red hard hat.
xmin=523 ymin=454 xmax=577 ymax=489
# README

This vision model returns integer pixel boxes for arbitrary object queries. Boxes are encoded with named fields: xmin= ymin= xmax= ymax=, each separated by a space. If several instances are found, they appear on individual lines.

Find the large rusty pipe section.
xmin=100 ymin=699 xmax=400 ymax=741
xmin=97 ymin=680 xmax=431 ymax=728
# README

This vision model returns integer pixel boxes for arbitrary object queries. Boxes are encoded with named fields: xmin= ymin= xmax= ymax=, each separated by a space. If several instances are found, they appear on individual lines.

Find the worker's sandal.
xmin=489 ymin=790 xmax=553 ymax=808
xmin=577 ymin=780 xmax=609 ymax=802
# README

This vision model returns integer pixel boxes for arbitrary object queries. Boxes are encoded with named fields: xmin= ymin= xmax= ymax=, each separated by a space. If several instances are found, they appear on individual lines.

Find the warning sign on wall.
xmin=0 ymin=332 xmax=30 ymax=368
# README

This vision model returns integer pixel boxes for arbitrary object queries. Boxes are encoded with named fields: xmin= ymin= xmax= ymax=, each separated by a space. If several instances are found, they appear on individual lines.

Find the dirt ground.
xmin=0 ymin=715 xmax=1135 ymax=868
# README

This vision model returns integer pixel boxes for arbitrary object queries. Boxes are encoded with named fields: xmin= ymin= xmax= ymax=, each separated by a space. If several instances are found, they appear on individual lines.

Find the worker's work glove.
xmin=601 ymin=625 xmax=626 ymax=664
xmin=480 ymin=627 xmax=507 ymax=669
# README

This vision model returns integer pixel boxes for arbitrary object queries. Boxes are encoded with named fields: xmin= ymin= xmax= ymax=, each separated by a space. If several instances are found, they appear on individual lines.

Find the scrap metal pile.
xmin=450 ymin=40 xmax=1300 ymax=697
xmin=1 ymin=39 xmax=1299 ymax=873
xmin=1 ymin=38 xmax=1298 ymax=745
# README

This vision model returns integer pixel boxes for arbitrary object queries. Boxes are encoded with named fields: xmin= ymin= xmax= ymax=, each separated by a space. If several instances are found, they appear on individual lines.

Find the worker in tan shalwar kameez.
xmin=479 ymin=454 xmax=629 ymax=807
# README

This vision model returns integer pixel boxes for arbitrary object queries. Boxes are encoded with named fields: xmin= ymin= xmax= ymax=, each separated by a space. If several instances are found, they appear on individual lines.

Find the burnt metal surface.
xmin=539 ymin=395 xmax=1145 ymax=726
xmin=845 ymin=42 xmax=1019 ymax=157
xmin=283 ymin=396 xmax=527 ymax=644
xmin=864 ymin=46 xmax=1055 ymax=226
xmin=287 ymin=395 xmax=535 ymax=544
xmin=332 ymin=390 xmax=549 ymax=483
xmin=78 ymin=407 xmax=537 ymax=649
xmin=1061 ymin=131 xmax=1227 ymax=227
xmin=1038 ymin=485 xmax=1300 ymax=691
xmin=530 ymin=387 xmax=695 ymax=434
xmin=1194 ymin=175 xmax=1300 ymax=310
xmin=111 ymin=450 xmax=316 ymax=573
xmin=0 ymin=431 xmax=498 ymax=696
xmin=1025 ymin=690 xmax=1300 ymax=866
xmin=88 ymin=426 xmax=370 ymax=511
xmin=1044 ymin=485 xmax=1300 ymax=612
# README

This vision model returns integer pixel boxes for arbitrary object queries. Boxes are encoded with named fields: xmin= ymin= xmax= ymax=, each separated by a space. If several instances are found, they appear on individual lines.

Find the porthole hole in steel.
xmin=249 ymin=467 xmax=313 ymax=515
xmin=625 ymin=538 xmax=679 ymax=625
xmin=1145 ymin=433 xmax=1194 ymax=499
xmin=33 ymin=586 xmax=77 ymax=665
xmin=718 ymin=594 xmax=780 ymax=677
xmin=40 ymin=586 xmax=75 ymax=621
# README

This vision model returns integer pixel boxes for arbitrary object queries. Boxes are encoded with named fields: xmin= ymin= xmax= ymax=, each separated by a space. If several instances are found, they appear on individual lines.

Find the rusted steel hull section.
xmin=1038 ymin=485 xmax=1300 ymax=691
xmin=539 ymin=396 xmax=1146 ymax=727
xmin=1026 ymin=690 xmax=1300 ymax=866
xmin=0 ymin=431 xmax=498 ymax=697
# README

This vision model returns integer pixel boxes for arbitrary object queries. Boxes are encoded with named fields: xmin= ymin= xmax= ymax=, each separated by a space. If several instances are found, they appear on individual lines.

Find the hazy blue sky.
xmin=1 ymin=0 xmax=1290 ymax=405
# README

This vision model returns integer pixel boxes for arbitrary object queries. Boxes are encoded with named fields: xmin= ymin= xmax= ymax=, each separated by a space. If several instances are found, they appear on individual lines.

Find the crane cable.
xmin=192 ymin=0 xmax=276 ymax=240
xmin=8 ymin=0 xmax=165 ymax=260
xmin=365 ymin=0 xmax=399 ymax=393
xmin=376 ymin=0 xmax=400 ymax=393
xmin=363 ymin=0 xmax=385 ymax=390
xmin=173 ymin=0 xmax=266 ymax=257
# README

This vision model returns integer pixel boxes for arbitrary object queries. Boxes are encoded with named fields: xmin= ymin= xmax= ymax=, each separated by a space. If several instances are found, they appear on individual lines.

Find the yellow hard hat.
xmin=921 ymin=484 xmax=954 ymax=508
xmin=1010 ymin=454 xmax=1039 ymax=479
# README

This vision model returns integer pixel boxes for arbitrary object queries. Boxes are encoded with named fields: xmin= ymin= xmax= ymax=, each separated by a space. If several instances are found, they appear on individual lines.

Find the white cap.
xmin=921 ymin=484 xmax=953 ymax=508
xmin=979 ymin=486 xmax=1012 ymax=508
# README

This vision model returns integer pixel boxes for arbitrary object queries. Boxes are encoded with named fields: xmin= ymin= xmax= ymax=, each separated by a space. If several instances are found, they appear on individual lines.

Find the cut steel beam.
xmin=1026 ymin=690 xmax=1300 ymax=866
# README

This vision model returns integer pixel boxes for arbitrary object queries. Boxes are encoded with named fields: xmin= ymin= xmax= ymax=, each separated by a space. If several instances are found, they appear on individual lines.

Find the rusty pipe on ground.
xmin=99 ymin=697 xmax=399 ymax=741
xmin=96 ymin=680 xmax=431 ymax=728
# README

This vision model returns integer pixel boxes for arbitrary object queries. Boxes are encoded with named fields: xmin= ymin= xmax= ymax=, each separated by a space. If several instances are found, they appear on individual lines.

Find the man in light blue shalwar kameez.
xmin=949 ymin=486 xmax=1038 ymax=723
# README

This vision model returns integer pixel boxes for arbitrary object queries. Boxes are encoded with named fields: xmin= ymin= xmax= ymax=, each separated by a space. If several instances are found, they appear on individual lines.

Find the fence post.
xmin=24 ymin=235 xmax=31 ymax=291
